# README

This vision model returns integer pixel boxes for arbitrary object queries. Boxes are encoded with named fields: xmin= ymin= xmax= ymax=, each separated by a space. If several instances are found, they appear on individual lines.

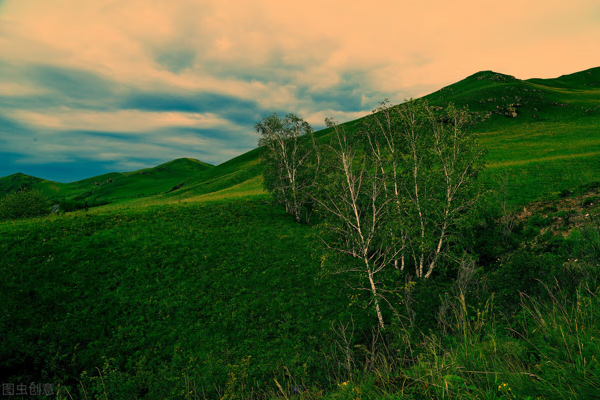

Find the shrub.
xmin=59 ymin=198 xmax=111 ymax=213
xmin=582 ymin=197 xmax=595 ymax=207
xmin=559 ymin=188 xmax=571 ymax=198
xmin=0 ymin=187 xmax=50 ymax=221
xmin=486 ymin=248 xmax=555 ymax=312
xmin=528 ymin=214 xmax=551 ymax=228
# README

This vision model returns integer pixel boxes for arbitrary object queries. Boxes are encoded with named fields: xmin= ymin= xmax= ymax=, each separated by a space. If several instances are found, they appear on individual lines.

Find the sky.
xmin=1 ymin=0 xmax=599 ymax=183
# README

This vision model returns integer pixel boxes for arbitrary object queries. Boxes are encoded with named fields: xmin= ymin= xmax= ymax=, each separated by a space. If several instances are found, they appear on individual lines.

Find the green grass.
xmin=3 ymin=201 xmax=596 ymax=399
xmin=480 ymin=118 xmax=600 ymax=204
xmin=0 ymin=199 xmax=377 ymax=399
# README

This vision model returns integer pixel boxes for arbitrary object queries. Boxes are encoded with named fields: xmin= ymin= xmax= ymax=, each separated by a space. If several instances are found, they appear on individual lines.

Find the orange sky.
xmin=0 ymin=0 xmax=599 ymax=180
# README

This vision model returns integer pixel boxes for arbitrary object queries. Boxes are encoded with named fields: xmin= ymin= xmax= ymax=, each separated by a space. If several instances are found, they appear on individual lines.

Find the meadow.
xmin=1 ymin=67 xmax=600 ymax=399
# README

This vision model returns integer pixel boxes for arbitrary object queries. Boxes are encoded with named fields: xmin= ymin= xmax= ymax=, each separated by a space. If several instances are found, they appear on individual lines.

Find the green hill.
xmin=527 ymin=66 xmax=600 ymax=90
xmin=0 ymin=157 xmax=216 ymax=206
xmin=420 ymin=67 xmax=600 ymax=204
xmin=0 ymin=172 xmax=61 ymax=196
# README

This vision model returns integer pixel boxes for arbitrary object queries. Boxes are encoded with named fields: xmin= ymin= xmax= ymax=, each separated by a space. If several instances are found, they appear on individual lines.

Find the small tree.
xmin=256 ymin=113 xmax=320 ymax=223
xmin=0 ymin=187 xmax=51 ymax=221
xmin=312 ymin=99 xmax=485 ymax=328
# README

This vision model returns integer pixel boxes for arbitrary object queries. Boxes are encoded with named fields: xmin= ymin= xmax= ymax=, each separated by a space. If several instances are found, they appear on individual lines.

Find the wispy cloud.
xmin=0 ymin=0 xmax=599 ymax=182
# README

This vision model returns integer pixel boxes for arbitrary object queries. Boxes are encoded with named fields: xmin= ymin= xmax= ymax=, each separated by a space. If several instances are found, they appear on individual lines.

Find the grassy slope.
xmin=1 ymin=67 xmax=600 ymax=399
xmin=423 ymin=68 xmax=600 ymax=204
xmin=0 ymin=200 xmax=374 ymax=397
xmin=0 ymin=173 xmax=63 ymax=197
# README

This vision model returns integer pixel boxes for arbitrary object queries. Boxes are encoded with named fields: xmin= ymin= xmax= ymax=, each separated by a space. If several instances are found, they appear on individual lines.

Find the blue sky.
xmin=0 ymin=0 xmax=599 ymax=182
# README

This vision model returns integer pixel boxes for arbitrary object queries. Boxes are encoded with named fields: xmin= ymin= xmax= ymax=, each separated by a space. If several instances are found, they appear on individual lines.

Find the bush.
xmin=559 ymin=188 xmax=571 ymax=198
xmin=0 ymin=187 xmax=51 ymax=221
xmin=486 ymin=248 xmax=555 ymax=312
xmin=59 ymin=198 xmax=111 ymax=213
xmin=582 ymin=196 xmax=596 ymax=207
xmin=528 ymin=214 xmax=552 ymax=228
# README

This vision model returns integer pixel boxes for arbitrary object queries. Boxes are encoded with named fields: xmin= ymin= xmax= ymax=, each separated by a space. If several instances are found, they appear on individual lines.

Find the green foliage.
xmin=528 ymin=214 xmax=552 ymax=228
xmin=0 ymin=187 xmax=50 ymax=221
xmin=2 ymin=178 xmax=600 ymax=400
xmin=559 ymin=188 xmax=572 ymax=198
xmin=582 ymin=196 xmax=597 ymax=207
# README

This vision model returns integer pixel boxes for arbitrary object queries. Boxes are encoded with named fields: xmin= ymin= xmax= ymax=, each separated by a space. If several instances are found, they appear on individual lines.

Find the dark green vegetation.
xmin=1 ymin=67 xmax=600 ymax=399
xmin=0 ymin=187 xmax=50 ymax=221
xmin=0 ymin=200 xmax=361 ymax=398
xmin=58 ymin=198 xmax=112 ymax=213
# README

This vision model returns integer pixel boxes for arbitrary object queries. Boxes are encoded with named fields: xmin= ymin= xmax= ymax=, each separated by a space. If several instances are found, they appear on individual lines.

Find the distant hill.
xmin=0 ymin=172 xmax=61 ymax=196
xmin=0 ymin=158 xmax=215 ymax=204
xmin=527 ymin=66 xmax=600 ymax=90
xmin=424 ymin=67 xmax=600 ymax=203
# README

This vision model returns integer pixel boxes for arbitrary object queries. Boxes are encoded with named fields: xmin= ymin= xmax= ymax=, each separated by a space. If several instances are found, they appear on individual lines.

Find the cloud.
xmin=0 ymin=113 xmax=29 ymax=135
xmin=0 ymin=81 xmax=48 ymax=96
xmin=29 ymin=65 xmax=118 ymax=100
xmin=0 ymin=0 xmax=599 ymax=182
xmin=121 ymin=90 xmax=264 ymax=125
xmin=11 ymin=109 xmax=230 ymax=132
xmin=154 ymin=47 xmax=196 ymax=74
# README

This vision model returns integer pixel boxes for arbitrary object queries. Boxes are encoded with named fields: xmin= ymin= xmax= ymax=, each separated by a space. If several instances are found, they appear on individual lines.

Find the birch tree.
xmin=361 ymin=99 xmax=486 ymax=278
xmin=399 ymin=100 xmax=485 ymax=278
xmin=310 ymin=99 xmax=484 ymax=328
xmin=256 ymin=113 xmax=320 ymax=223
xmin=361 ymin=99 xmax=408 ymax=272
xmin=313 ymin=118 xmax=404 ymax=330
